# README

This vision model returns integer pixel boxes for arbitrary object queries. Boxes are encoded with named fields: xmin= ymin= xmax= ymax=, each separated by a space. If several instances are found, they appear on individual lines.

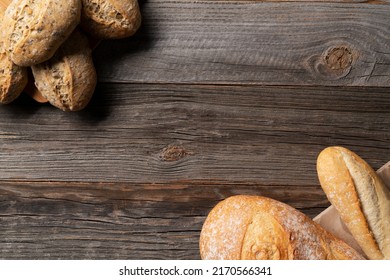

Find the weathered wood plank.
xmin=0 ymin=84 xmax=389 ymax=183
xmin=0 ymin=180 xmax=328 ymax=259
xmin=94 ymin=0 xmax=390 ymax=86
xmin=0 ymin=0 xmax=389 ymax=261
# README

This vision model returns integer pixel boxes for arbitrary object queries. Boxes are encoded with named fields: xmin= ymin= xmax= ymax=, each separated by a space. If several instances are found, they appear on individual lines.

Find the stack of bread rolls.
xmin=200 ymin=146 xmax=390 ymax=260
xmin=0 ymin=0 xmax=141 ymax=111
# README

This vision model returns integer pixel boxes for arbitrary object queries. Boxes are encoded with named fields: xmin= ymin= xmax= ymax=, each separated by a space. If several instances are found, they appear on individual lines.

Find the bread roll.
xmin=2 ymin=0 xmax=81 ymax=66
xmin=200 ymin=195 xmax=364 ymax=260
xmin=0 ymin=36 xmax=27 ymax=104
xmin=80 ymin=0 xmax=141 ymax=39
xmin=32 ymin=30 xmax=97 ymax=111
xmin=317 ymin=146 xmax=390 ymax=260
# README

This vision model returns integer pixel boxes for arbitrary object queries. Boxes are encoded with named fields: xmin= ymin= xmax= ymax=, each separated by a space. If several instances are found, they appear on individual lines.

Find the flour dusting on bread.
xmin=200 ymin=195 xmax=364 ymax=260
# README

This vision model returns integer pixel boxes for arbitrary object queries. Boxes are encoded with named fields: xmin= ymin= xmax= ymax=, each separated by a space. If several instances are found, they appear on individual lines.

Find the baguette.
xmin=32 ymin=30 xmax=97 ymax=111
xmin=80 ymin=0 xmax=141 ymax=39
xmin=317 ymin=146 xmax=390 ymax=260
xmin=200 ymin=195 xmax=364 ymax=260
xmin=2 ymin=0 xmax=81 ymax=66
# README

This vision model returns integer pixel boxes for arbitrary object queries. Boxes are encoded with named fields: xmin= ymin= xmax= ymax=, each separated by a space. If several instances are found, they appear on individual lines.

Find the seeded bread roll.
xmin=317 ymin=146 xmax=390 ymax=260
xmin=2 ymin=0 xmax=81 ymax=66
xmin=80 ymin=0 xmax=141 ymax=39
xmin=200 ymin=195 xmax=364 ymax=260
xmin=0 ymin=34 xmax=27 ymax=104
xmin=32 ymin=30 xmax=97 ymax=111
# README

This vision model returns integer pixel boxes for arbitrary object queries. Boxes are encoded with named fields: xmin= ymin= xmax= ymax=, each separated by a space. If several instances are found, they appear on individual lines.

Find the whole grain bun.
xmin=317 ymin=146 xmax=390 ymax=260
xmin=2 ymin=0 xmax=81 ymax=66
xmin=0 ymin=36 xmax=27 ymax=104
xmin=200 ymin=195 xmax=364 ymax=260
xmin=80 ymin=0 xmax=141 ymax=39
xmin=32 ymin=30 xmax=97 ymax=112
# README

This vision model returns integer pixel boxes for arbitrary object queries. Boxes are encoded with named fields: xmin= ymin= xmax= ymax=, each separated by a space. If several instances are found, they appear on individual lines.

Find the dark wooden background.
xmin=1 ymin=0 xmax=389 ymax=259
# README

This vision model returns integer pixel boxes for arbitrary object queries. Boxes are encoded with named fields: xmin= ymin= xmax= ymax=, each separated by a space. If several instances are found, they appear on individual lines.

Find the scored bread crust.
xmin=32 ymin=30 xmax=97 ymax=111
xmin=200 ymin=195 xmax=364 ymax=260
xmin=80 ymin=0 xmax=141 ymax=39
xmin=317 ymin=146 xmax=390 ymax=260
xmin=3 ymin=0 xmax=81 ymax=66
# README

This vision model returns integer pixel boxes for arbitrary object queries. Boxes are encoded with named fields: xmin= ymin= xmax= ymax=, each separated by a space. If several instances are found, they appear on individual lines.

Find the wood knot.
xmin=324 ymin=46 xmax=353 ymax=71
xmin=307 ymin=44 xmax=357 ymax=80
xmin=159 ymin=145 xmax=193 ymax=162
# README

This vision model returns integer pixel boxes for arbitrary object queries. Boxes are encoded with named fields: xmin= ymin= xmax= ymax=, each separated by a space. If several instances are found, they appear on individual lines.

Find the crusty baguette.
xmin=32 ymin=30 xmax=97 ymax=111
xmin=2 ymin=0 xmax=81 ymax=66
xmin=317 ymin=146 xmax=390 ymax=260
xmin=200 ymin=195 xmax=364 ymax=260
xmin=0 ymin=25 xmax=27 ymax=104
xmin=80 ymin=0 xmax=141 ymax=39
xmin=313 ymin=205 xmax=365 ymax=256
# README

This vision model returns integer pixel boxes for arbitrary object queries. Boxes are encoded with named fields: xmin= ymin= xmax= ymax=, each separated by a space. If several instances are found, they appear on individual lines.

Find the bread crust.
xmin=200 ymin=195 xmax=364 ymax=260
xmin=3 ymin=0 xmax=81 ymax=66
xmin=80 ymin=0 xmax=141 ymax=39
xmin=317 ymin=146 xmax=390 ymax=260
xmin=0 ymin=36 xmax=27 ymax=104
xmin=32 ymin=30 xmax=97 ymax=111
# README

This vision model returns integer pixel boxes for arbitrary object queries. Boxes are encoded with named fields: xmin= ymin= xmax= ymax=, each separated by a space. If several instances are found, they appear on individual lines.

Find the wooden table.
xmin=0 ymin=0 xmax=389 ymax=259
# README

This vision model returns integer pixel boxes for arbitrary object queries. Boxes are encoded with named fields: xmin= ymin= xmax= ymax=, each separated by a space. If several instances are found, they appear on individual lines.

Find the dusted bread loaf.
xmin=32 ymin=30 xmax=97 ymax=111
xmin=80 ymin=0 xmax=141 ymax=39
xmin=2 ymin=0 xmax=81 ymax=66
xmin=317 ymin=146 xmax=390 ymax=260
xmin=200 ymin=195 xmax=364 ymax=260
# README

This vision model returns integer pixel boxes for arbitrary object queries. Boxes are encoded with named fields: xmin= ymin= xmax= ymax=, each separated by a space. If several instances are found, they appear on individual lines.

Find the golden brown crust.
xmin=317 ymin=146 xmax=390 ymax=260
xmin=80 ymin=0 xmax=141 ymax=39
xmin=0 ymin=55 xmax=27 ymax=103
xmin=0 ymin=2 xmax=7 ymax=14
xmin=3 ymin=0 xmax=81 ymax=66
xmin=0 ymin=35 xmax=27 ymax=104
xmin=200 ymin=195 xmax=364 ymax=260
xmin=32 ymin=30 xmax=97 ymax=111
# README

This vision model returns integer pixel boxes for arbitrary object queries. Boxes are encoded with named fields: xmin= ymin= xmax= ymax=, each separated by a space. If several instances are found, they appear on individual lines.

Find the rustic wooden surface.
xmin=1 ymin=0 xmax=390 ymax=259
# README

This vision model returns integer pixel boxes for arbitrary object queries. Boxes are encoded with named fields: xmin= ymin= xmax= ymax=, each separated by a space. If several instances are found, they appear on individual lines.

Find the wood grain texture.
xmin=3 ymin=0 xmax=388 ymax=10
xmin=0 ymin=84 xmax=389 ymax=183
xmin=0 ymin=180 xmax=328 ymax=259
xmin=1 ymin=0 xmax=390 ymax=260
xmin=94 ymin=0 xmax=390 ymax=86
